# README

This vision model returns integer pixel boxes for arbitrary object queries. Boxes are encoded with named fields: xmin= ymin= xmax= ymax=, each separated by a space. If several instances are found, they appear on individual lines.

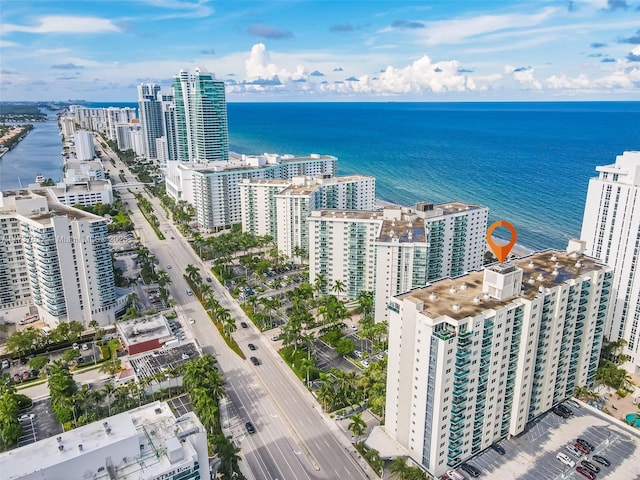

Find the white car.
xmin=565 ymin=444 xmax=582 ymax=457
xmin=188 ymin=318 xmax=196 ymax=324
xmin=81 ymin=343 xmax=90 ymax=351
xmin=361 ymin=360 xmax=370 ymax=368
xmin=556 ymin=452 xmax=575 ymax=468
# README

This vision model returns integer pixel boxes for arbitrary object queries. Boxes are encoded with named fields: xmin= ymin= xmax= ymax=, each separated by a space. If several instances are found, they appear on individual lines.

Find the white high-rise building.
xmin=307 ymin=202 xmax=488 ymax=305
xmin=104 ymin=107 xmax=137 ymax=141
xmin=0 ymin=189 xmax=117 ymax=326
xmin=384 ymin=245 xmax=612 ymax=477
xmin=167 ymin=153 xmax=337 ymax=231
xmin=240 ymin=178 xmax=292 ymax=239
xmin=137 ymin=83 xmax=163 ymax=161
xmin=0 ymin=401 xmax=208 ymax=480
xmin=115 ymin=122 xmax=144 ymax=155
xmin=74 ymin=130 xmax=95 ymax=161
xmin=275 ymin=175 xmax=375 ymax=259
xmin=374 ymin=202 xmax=488 ymax=322
xmin=580 ymin=150 xmax=640 ymax=374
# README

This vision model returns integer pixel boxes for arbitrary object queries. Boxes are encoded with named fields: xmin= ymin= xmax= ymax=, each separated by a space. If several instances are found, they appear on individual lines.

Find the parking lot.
xmin=461 ymin=401 xmax=640 ymax=479
xmin=16 ymin=399 xmax=62 ymax=447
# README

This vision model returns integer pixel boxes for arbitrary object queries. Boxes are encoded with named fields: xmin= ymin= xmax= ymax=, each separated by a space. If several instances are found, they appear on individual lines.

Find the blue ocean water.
xmin=225 ymin=102 xmax=640 ymax=251
xmin=4 ymin=102 xmax=639 ymax=251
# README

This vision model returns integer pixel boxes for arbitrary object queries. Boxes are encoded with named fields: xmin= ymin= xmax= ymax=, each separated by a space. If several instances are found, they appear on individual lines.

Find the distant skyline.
xmin=1 ymin=0 xmax=639 ymax=102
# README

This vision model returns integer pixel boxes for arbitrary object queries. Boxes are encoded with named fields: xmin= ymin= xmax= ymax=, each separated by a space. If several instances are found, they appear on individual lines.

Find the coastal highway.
xmin=102 ymin=150 xmax=374 ymax=480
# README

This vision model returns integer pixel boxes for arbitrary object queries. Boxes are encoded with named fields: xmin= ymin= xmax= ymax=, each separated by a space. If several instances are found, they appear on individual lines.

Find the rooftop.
xmin=129 ymin=342 xmax=200 ymax=380
xmin=398 ymin=249 xmax=607 ymax=320
xmin=117 ymin=314 xmax=172 ymax=346
xmin=0 ymin=402 xmax=203 ymax=480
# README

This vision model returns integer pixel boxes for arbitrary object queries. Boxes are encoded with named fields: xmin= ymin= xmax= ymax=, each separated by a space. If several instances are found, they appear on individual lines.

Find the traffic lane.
xmin=220 ymin=291 xmax=368 ymax=478
xmin=243 ymin=332 xmax=368 ymax=479
xmin=226 ymin=368 xmax=315 ymax=480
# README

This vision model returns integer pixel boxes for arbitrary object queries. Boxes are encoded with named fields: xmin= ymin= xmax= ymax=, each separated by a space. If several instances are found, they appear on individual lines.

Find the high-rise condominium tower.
xmin=172 ymin=68 xmax=228 ymax=163
xmin=580 ymin=150 xmax=640 ymax=375
xmin=137 ymin=83 xmax=163 ymax=161
xmin=385 ymin=246 xmax=611 ymax=477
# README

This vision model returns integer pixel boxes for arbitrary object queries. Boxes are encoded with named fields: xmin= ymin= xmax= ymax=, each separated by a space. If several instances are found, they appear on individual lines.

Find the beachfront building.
xmin=307 ymin=202 xmax=488 ymax=307
xmin=580 ymin=150 xmax=640 ymax=375
xmin=167 ymin=153 xmax=337 ymax=231
xmin=173 ymin=68 xmax=228 ymax=163
xmin=384 ymin=244 xmax=612 ymax=477
xmin=74 ymin=130 xmax=95 ymax=161
xmin=137 ymin=83 xmax=164 ymax=161
xmin=0 ymin=401 xmax=208 ymax=480
xmin=0 ymin=189 xmax=117 ymax=326
xmin=276 ymin=175 xmax=376 ymax=259
xmin=240 ymin=178 xmax=292 ymax=239
xmin=374 ymin=202 xmax=488 ymax=322
xmin=308 ymin=209 xmax=383 ymax=299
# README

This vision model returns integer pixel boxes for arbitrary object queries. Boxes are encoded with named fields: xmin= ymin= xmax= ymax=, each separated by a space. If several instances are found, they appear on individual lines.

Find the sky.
xmin=1 ymin=0 xmax=640 ymax=102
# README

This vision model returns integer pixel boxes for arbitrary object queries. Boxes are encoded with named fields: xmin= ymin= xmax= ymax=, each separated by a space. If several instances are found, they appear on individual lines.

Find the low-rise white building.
xmin=384 ymin=244 xmax=612 ymax=477
xmin=0 ymin=401 xmax=208 ymax=480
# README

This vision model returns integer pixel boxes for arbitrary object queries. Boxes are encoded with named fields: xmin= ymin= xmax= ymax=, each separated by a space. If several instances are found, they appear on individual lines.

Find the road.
xmin=101 ymin=147 xmax=374 ymax=479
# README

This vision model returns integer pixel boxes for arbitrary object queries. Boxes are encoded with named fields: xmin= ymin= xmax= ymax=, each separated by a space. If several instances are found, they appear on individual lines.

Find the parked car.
xmin=581 ymin=460 xmax=601 ymax=474
xmin=459 ymin=464 xmax=481 ymax=478
xmin=592 ymin=455 xmax=610 ymax=467
xmin=576 ymin=438 xmax=595 ymax=452
xmin=574 ymin=443 xmax=589 ymax=454
xmin=81 ymin=343 xmax=90 ymax=351
xmin=271 ymin=335 xmax=279 ymax=341
xmin=241 ymin=322 xmax=248 ymax=328
xmin=556 ymin=453 xmax=575 ymax=468
xmin=566 ymin=399 xmax=581 ymax=409
xmin=557 ymin=404 xmax=573 ymax=416
xmin=245 ymin=422 xmax=256 ymax=435
xmin=248 ymin=344 xmax=257 ymax=351
xmin=490 ymin=444 xmax=506 ymax=455
xmin=361 ymin=361 xmax=370 ymax=368
xmin=250 ymin=357 xmax=261 ymax=366
xmin=575 ymin=466 xmax=595 ymax=480
xmin=72 ymin=343 xmax=79 ymax=350
xmin=1 ymin=359 xmax=9 ymax=370
xmin=206 ymin=277 xmax=212 ymax=283
xmin=565 ymin=444 xmax=583 ymax=457
xmin=553 ymin=406 xmax=571 ymax=418
xmin=21 ymin=371 xmax=30 ymax=381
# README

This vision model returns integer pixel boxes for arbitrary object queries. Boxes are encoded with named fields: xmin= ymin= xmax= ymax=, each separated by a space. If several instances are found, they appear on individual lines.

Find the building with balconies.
xmin=384 ymin=242 xmax=612 ymax=477
xmin=0 ymin=188 xmax=117 ymax=326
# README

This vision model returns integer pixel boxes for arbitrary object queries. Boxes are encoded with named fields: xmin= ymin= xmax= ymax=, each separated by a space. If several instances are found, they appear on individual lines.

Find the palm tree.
xmin=185 ymin=264 xmax=202 ymax=287
xmin=332 ymin=279 xmax=346 ymax=297
xmin=103 ymin=383 xmax=116 ymax=416
xmin=390 ymin=457 xmax=411 ymax=480
xmin=313 ymin=274 xmax=327 ymax=297
xmin=356 ymin=290 xmax=374 ymax=316
xmin=348 ymin=413 xmax=367 ymax=443
xmin=300 ymin=357 xmax=315 ymax=386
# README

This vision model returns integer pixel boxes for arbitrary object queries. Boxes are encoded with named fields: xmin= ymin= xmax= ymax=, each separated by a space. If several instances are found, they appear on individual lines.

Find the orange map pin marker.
xmin=486 ymin=220 xmax=517 ymax=263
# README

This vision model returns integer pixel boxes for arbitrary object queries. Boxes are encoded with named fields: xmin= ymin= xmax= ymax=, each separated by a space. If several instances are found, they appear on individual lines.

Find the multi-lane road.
xmin=102 ymin=152 xmax=374 ymax=480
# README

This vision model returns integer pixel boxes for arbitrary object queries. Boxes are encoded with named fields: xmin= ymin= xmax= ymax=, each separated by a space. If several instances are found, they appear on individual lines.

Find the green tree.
xmin=336 ymin=338 xmax=356 ymax=356
xmin=28 ymin=355 xmax=49 ymax=372
xmin=347 ymin=413 xmax=367 ymax=443
xmin=390 ymin=457 xmax=411 ymax=480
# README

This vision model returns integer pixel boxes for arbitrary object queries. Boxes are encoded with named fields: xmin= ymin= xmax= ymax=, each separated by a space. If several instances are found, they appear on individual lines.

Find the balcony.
xmin=456 ymin=350 xmax=471 ymax=360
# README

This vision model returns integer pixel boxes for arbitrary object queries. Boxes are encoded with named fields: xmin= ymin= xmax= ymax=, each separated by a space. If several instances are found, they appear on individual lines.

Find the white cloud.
xmin=546 ymin=74 xmax=591 ymax=89
xmin=1 ymin=15 xmax=121 ymax=34
xmin=420 ymin=8 xmax=557 ymax=46
xmin=505 ymin=65 xmax=542 ymax=89
xmin=596 ymin=67 xmax=640 ymax=89
xmin=244 ymin=43 xmax=306 ymax=81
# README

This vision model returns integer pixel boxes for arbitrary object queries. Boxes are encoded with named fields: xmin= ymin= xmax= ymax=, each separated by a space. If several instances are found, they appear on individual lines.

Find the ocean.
xmin=2 ymin=102 xmax=639 ymax=251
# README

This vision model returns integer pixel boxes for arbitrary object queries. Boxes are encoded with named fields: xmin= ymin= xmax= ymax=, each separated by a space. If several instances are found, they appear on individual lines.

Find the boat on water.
xmin=35 ymin=173 xmax=45 ymax=184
